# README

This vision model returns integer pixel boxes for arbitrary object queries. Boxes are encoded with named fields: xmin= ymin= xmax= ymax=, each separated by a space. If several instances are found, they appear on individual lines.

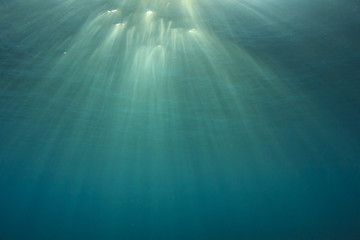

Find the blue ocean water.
xmin=0 ymin=0 xmax=360 ymax=239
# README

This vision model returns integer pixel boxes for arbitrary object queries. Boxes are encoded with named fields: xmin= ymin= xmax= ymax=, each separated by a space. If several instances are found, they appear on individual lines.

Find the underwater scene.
xmin=0 ymin=0 xmax=360 ymax=239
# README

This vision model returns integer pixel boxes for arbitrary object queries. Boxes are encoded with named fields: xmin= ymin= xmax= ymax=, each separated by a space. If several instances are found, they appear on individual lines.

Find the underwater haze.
xmin=1 ymin=0 xmax=360 ymax=239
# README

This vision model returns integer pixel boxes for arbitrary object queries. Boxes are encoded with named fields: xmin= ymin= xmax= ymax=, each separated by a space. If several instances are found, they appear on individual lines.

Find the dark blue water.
xmin=1 ymin=0 xmax=360 ymax=239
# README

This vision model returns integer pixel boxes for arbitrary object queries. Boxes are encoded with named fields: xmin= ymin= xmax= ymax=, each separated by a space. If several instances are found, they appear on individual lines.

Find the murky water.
xmin=1 ymin=0 xmax=360 ymax=239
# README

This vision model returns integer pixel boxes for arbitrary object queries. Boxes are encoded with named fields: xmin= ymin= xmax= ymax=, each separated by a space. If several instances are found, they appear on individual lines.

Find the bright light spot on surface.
xmin=188 ymin=28 xmax=197 ymax=33
xmin=107 ymin=9 xmax=118 ymax=13
xmin=146 ymin=10 xmax=153 ymax=15
xmin=116 ymin=23 xmax=126 ymax=27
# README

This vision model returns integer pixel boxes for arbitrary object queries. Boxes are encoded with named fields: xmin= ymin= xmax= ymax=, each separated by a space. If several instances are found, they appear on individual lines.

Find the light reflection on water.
xmin=0 ymin=0 xmax=360 ymax=239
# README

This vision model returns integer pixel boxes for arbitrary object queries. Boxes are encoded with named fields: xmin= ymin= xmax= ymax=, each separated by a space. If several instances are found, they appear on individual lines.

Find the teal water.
xmin=1 ymin=0 xmax=360 ymax=239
